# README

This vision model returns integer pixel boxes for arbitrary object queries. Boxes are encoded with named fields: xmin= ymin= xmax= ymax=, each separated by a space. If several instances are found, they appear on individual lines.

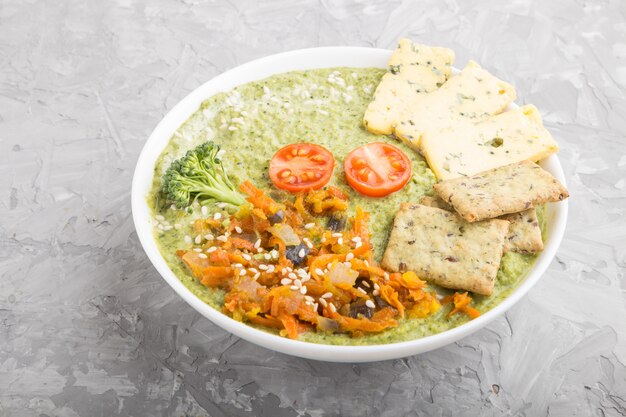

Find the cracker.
xmin=381 ymin=203 xmax=509 ymax=295
xmin=501 ymin=209 xmax=544 ymax=253
xmin=419 ymin=195 xmax=544 ymax=253
xmin=421 ymin=105 xmax=559 ymax=180
xmin=363 ymin=39 xmax=454 ymax=135
xmin=434 ymin=160 xmax=569 ymax=222
xmin=394 ymin=60 xmax=516 ymax=150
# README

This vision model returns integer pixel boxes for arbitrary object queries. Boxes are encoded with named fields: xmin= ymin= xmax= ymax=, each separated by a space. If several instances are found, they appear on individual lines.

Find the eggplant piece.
xmin=327 ymin=214 xmax=346 ymax=232
xmin=285 ymin=243 xmax=309 ymax=266
xmin=355 ymin=278 xmax=373 ymax=293
xmin=268 ymin=209 xmax=285 ymax=225
xmin=348 ymin=299 xmax=373 ymax=319
xmin=374 ymin=295 xmax=391 ymax=309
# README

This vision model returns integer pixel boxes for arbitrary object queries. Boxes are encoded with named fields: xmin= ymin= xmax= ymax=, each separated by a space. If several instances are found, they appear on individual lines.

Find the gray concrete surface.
xmin=1 ymin=0 xmax=625 ymax=416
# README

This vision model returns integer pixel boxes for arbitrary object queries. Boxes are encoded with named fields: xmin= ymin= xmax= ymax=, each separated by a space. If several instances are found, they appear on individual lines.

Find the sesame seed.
xmin=374 ymin=283 xmax=380 ymax=290
xmin=313 ymin=303 xmax=318 ymax=311
xmin=254 ymin=239 xmax=261 ymax=249
xmin=319 ymin=298 xmax=328 ymax=307
xmin=206 ymin=246 xmax=217 ymax=253
xmin=257 ymin=247 xmax=263 ymax=253
xmin=201 ymin=206 xmax=208 ymax=216
xmin=242 ymin=253 xmax=252 ymax=261
xmin=298 ymin=248 xmax=305 ymax=258
xmin=365 ymin=300 xmax=376 ymax=309
xmin=193 ymin=248 xmax=202 ymax=253
xmin=163 ymin=225 xmax=173 ymax=231
xmin=351 ymin=236 xmax=361 ymax=243
xmin=303 ymin=238 xmax=313 ymax=249
xmin=329 ymin=303 xmax=337 ymax=313
xmin=198 ymin=253 xmax=208 ymax=259
xmin=156 ymin=215 xmax=165 ymax=221
xmin=305 ymin=295 xmax=315 ymax=303
xmin=288 ymin=272 xmax=297 ymax=280
xmin=264 ymin=253 xmax=272 ymax=260
xmin=383 ymin=272 xmax=390 ymax=280
xmin=217 ymin=202 xmax=227 ymax=208
xmin=232 ymin=263 xmax=243 ymax=268
xmin=362 ymin=281 xmax=371 ymax=288
xmin=213 ymin=212 xmax=222 ymax=220
xmin=373 ymin=290 xmax=380 ymax=296
xmin=326 ymin=263 xmax=333 ymax=270
xmin=321 ymin=292 xmax=333 ymax=299
xmin=267 ymin=265 xmax=275 ymax=273
xmin=249 ymin=268 xmax=258 ymax=274
xmin=345 ymin=253 xmax=354 ymax=261
xmin=304 ymin=223 xmax=315 ymax=229
xmin=355 ymin=242 xmax=363 ymax=249
xmin=290 ymin=285 xmax=299 ymax=291
xmin=314 ymin=268 xmax=324 ymax=276
xmin=332 ymin=233 xmax=343 ymax=238
xmin=253 ymin=272 xmax=260 ymax=280
xmin=204 ymin=234 xmax=214 ymax=241
xmin=321 ymin=237 xmax=327 ymax=243
xmin=195 ymin=235 xmax=202 ymax=244
xmin=217 ymin=235 xmax=228 ymax=242
xmin=281 ymin=278 xmax=292 ymax=285
xmin=357 ymin=287 xmax=367 ymax=295
xmin=364 ymin=260 xmax=370 ymax=267
xmin=293 ymin=279 xmax=302 ymax=288
xmin=239 ymin=269 xmax=246 ymax=276
xmin=258 ymin=264 xmax=268 ymax=271
xmin=234 ymin=226 xmax=242 ymax=234
xmin=337 ymin=238 xmax=343 ymax=245
xmin=300 ymin=286 xmax=307 ymax=294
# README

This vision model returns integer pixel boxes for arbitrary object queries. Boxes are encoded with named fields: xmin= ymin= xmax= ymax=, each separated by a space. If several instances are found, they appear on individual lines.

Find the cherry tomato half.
xmin=344 ymin=142 xmax=412 ymax=197
xmin=269 ymin=143 xmax=335 ymax=192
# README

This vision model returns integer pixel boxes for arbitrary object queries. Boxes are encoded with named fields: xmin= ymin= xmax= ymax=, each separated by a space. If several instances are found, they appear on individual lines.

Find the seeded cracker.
xmin=419 ymin=195 xmax=544 ymax=253
xmin=381 ymin=204 xmax=509 ymax=295
xmin=434 ymin=160 xmax=569 ymax=222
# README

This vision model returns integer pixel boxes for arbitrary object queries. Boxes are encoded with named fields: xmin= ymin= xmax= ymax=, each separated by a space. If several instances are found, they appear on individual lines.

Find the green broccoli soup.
xmin=148 ymin=67 xmax=541 ymax=346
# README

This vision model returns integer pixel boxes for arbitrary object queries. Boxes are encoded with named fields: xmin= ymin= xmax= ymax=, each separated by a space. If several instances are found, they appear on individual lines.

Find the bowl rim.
xmin=131 ymin=46 xmax=568 ymax=363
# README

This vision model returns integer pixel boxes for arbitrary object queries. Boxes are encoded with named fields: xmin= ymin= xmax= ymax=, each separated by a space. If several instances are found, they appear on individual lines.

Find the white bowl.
xmin=131 ymin=47 xmax=568 ymax=363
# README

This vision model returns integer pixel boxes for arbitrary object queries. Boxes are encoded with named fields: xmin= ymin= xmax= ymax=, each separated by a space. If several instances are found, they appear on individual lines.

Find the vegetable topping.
xmin=269 ymin=143 xmax=335 ymax=192
xmin=344 ymin=142 xmax=412 ymax=197
xmin=174 ymin=181 xmax=477 ymax=340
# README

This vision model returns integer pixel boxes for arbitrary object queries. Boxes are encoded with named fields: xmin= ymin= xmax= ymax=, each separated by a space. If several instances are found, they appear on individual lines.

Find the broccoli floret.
xmin=162 ymin=142 xmax=246 ymax=208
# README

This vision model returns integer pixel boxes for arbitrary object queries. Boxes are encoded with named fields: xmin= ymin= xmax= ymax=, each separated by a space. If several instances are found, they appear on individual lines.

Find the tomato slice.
xmin=344 ymin=142 xmax=412 ymax=197
xmin=269 ymin=143 xmax=335 ymax=192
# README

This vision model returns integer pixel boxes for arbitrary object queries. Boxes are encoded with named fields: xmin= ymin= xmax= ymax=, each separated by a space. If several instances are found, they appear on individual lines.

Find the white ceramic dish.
xmin=131 ymin=47 xmax=568 ymax=363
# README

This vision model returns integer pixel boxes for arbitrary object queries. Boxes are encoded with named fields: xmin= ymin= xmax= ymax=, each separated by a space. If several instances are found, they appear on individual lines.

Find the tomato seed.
xmin=280 ymin=170 xmax=292 ymax=178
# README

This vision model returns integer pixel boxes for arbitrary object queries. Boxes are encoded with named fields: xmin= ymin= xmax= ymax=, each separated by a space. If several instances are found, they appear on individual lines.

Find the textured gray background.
xmin=1 ymin=0 xmax=625 ymax=416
